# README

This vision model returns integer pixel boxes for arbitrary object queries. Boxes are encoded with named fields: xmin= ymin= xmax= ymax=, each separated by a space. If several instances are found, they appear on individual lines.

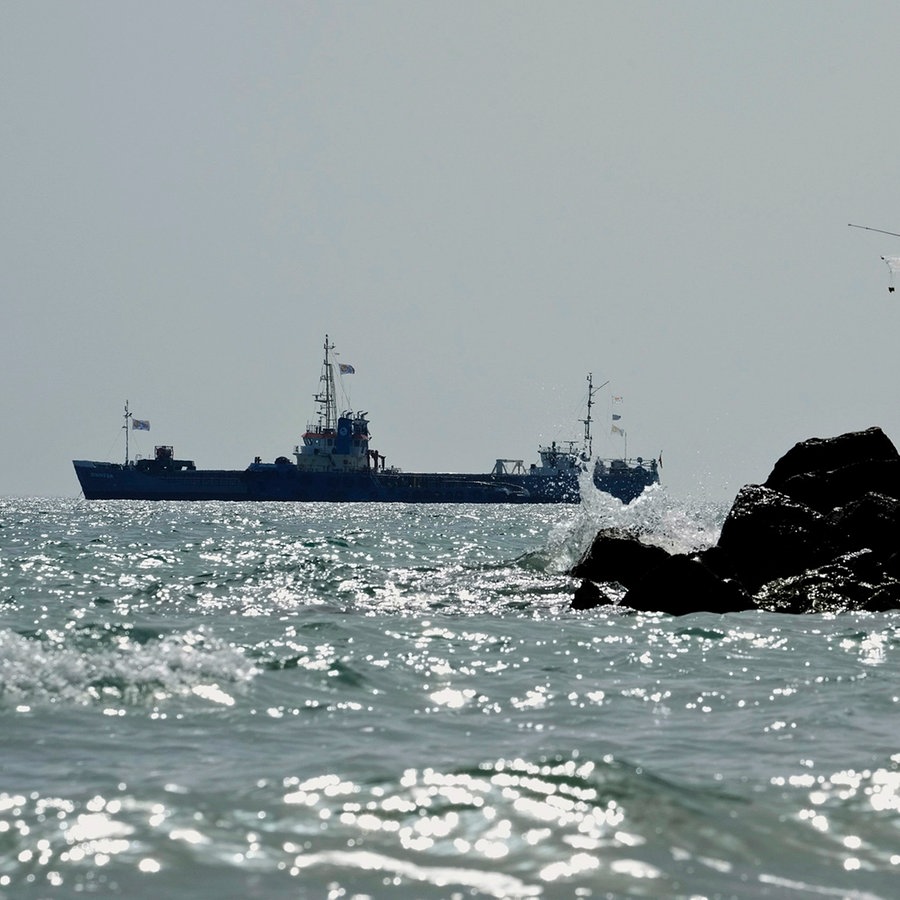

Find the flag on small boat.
xmin=339 ymin=364 xmax=356 ymax=375
xmin=132 ymin=419 xmax=150 ymax=431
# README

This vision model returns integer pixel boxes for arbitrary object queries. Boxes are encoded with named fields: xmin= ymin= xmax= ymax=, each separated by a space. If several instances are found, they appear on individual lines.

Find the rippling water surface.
xmin=1 ymin=491 xmax=898 ymax=898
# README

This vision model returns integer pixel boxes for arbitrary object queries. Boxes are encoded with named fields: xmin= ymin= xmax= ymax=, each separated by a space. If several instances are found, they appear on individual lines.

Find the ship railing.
xmin=595 ymin=456 xmax=659 ymax=472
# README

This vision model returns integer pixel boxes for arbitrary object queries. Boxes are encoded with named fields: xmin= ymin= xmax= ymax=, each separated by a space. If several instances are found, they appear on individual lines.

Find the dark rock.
xmin=693 ymin=545 xmax=749 ymax=588
xmin=755 ymin=550 xmax=900 ymax=614
xmin=765 ymin=427 xmax=899 ymax=493
xmin=765 ymin=428 xmax=900 ymax=512
xmin=866 ymin=581 xmax=900 ymax=612
xmin=570 ymin=528 xmax=671 ymax=589
xmin=773 ymin=459 xmax=900 ymax=513
xmin=883 ymin=551 xmax=900 ymax=580
xmin=572 ymin=579 xmax=602 ymax=610
xmin=571 ymin=579 xmax=620 ymax=611
xmin=826 ymin=492 xmax=900 ymax=556
xmin=620 ymin=553 xmax=754 ymax=616
xmin=715 ymin=485 xmax=838 ymax=592
xmin=571 ymin=427 xmax=900 ymax=615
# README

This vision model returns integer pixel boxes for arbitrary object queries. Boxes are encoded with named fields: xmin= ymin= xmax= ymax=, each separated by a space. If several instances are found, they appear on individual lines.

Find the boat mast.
xmin=583 ymin=375 xmax=593 ymax=458
xmin=123 ymin=400 xmax=132 ymax=465
xmin=581 ymin=373 xmax=608 ymax=459
xmin=315 ymin=335 xmax=338 ymax=432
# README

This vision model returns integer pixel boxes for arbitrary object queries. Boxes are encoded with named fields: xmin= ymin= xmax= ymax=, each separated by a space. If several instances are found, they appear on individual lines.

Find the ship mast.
xmin=123 ymin=400 xmax=132 ymax=465
xmin=314 ymin=335 xmax=338 ymax=432
xmin=580 ymin=373 xmax=608 ymax=459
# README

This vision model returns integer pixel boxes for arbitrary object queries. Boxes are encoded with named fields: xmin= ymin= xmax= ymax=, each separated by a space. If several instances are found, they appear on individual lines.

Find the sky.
xmin=4 ymin=1 xmax=900 ymax=501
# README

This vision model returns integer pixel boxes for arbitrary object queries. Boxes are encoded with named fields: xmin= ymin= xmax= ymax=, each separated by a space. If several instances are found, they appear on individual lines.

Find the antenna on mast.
xmin=123 ymin=400 xmax=132 ymax=465
xmin=314 ymin=335 xmax=337 ymax=432
xmin=848 ymin=223 xmax=900 ymax=238
xmin=581 ymin=373 xmax=609 ymax=459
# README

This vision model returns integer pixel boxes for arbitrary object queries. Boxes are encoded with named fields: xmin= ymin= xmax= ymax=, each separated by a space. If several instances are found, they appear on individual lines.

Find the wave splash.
xmin=0 ymin=625 xmax=256 ymax=710
xmin=542 ymin=479 xmax=729 ymax=575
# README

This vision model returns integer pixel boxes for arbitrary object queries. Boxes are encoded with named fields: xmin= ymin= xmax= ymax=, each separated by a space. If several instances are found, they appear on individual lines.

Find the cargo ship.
xmin=73 ymin=336 xmax=659 ymax=503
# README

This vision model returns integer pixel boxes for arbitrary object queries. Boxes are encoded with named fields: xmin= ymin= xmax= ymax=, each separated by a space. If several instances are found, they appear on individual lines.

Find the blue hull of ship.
xmin=73 ymin=460 xmax=657 ymax=504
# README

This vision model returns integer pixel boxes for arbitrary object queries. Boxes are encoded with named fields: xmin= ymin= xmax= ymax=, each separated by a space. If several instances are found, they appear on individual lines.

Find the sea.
xmin=1 ymin=486 xmax=898 ymax=900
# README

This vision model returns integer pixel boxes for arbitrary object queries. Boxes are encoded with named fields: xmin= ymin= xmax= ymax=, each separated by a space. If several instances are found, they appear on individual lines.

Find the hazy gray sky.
xmin=4 ymin=1 xmax=900 ymax=500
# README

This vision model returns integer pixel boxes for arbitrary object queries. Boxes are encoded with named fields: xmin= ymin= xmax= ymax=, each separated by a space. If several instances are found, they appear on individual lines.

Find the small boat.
xmin=73 ymin=336 xmax=659 ymax=503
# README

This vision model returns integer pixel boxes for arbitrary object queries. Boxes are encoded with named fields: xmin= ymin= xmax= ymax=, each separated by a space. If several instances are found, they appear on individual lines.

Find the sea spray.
xmin=544 ymin=469 xmax=729 ymax=575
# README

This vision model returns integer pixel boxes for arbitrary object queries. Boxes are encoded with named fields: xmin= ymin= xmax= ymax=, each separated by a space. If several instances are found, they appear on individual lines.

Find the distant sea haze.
xmin=2 ymin=494 xmax=898 ymax=898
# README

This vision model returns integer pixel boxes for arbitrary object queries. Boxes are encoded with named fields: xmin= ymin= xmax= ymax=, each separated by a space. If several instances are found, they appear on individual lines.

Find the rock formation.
xmin=571 ymin=427 xmax=900 ymax=615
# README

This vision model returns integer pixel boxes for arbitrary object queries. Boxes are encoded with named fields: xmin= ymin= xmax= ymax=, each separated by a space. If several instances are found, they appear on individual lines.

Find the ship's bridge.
xmin=294 ymin=411 xmax=371 ymax=472
xmin=534 ymin=441 xmax=583 ymax=475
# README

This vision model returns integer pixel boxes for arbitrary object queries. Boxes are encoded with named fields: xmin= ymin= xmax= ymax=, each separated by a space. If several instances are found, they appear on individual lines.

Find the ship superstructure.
xmin=293 ymin=336 xmax=374 ymax=473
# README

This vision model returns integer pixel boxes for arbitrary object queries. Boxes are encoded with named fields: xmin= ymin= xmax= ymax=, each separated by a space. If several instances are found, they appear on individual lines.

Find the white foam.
xmin=0 ymin=627 xmax=257 ymax=709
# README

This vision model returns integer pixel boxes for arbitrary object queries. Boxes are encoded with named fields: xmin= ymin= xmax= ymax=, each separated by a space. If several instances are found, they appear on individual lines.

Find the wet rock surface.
xmin=571 ymin=427 xmax=900 ymax=615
